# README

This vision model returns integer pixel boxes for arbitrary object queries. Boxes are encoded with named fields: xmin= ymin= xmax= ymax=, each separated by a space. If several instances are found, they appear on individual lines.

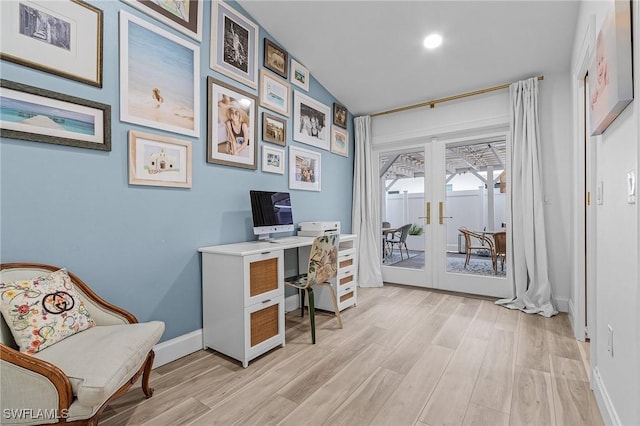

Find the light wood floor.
xmin=99 ymin=285 xmax=603 ymax=426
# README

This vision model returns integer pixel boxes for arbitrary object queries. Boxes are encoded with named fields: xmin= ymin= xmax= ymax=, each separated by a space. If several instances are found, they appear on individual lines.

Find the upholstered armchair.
xmin=0 ymin=263 xmax=165 ymax=425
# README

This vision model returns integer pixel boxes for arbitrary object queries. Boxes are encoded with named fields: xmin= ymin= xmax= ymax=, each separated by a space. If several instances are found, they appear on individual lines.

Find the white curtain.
xmin=352 ymin=116 xmax=383 ymax=287
xmin=496 ymin=77 xmax=557 ymax=317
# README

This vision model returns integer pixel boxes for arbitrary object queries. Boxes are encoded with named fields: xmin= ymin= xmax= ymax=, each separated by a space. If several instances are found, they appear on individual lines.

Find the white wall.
xmin=570 ymin=2 xmax=639 ymax=425
xmin=372 ymin=73 xmax=573 ymax=310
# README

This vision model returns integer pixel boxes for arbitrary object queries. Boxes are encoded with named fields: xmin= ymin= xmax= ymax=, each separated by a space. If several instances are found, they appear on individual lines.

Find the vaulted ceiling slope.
xmin=237 ymin=1 xmax=580 ymax=116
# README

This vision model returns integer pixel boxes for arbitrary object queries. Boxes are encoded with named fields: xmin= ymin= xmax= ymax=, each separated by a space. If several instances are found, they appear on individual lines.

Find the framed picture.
xmin=0 ymin=0 xmax=103 ymax=87
xmin=207 ymin=76 xmax=258 ymax=169
xmin=589 ymin=0 xmax=633 ymax=136
xmin=333 ymin=102 xmax=348 ymax=129
xmin=331 ymin=126 xmax=349 ymax=157
xmin=0 ymin=79 xmax=110 ymax=151
xmin=260 ymin=70 xmax=291 ymax=117
xmin=121 ymin=0 xmax=203 ymax=42
xmin=290 ymin=58 xmax=309 ymax=91
xmin=262 ymin=112 xmax=286 ymax=146
xmin=293 ymin=91 xmax=331 ymax=151
xmin=262 ymin=145 xmax=285 ymax=174
xmin=289 ymin=145 xmax=321 ymax=191
xmin=120 ymin=11 xmax=200 ymax=138
xmin=128 ymin=130 xmax=192 ymax=188
xmin=210 ymin=1 xmax=259 ymax=89
xmin=264 ymin=38 xmax=288 ymax=79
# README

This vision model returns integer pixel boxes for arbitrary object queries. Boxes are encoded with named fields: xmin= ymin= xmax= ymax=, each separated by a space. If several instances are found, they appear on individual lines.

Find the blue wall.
xmin=0 ymin=1 xmax=354 ymax=342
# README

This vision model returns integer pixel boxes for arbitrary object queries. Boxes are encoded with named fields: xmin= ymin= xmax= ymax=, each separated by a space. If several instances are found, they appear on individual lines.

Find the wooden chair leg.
xmin=464 ymin=250 xmax=471 ymax=267
xmin=141 ymin=350 xmax=155 ymax=398
xmin=308 ymin=288 xmax=316 ymax=344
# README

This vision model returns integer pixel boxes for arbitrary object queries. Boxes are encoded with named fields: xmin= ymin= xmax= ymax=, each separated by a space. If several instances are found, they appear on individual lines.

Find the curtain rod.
xmin=370 ymin=75 xmax=544 ymax=118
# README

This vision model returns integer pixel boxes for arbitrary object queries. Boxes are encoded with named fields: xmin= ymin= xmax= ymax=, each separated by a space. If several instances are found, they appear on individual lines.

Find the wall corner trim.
xmin=592 ymin=366 xmax=622 ymax=426
xmin=153 ymin=329 xmax=203 ymax=369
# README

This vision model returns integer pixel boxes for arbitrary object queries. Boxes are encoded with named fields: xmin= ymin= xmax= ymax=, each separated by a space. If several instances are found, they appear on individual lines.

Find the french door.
xmin=379 ymin=135 xmax=512 ymax=298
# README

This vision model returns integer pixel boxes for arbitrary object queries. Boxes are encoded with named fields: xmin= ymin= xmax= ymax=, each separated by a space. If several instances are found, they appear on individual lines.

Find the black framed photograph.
xmin=264 ymin=38 xmax=288 ymax=79
xmin=207 ymin=76 xmax=258 ymax=170
xmin=333 ymin=102 xmax=348 ymax=129
xmin=262 ymin=112 xmax=286 ymax=146
xmin=210 ymin=1 xmax=259 ymax=89
xmin=0 ymin=79 xmax=111 ymax=151
xmin=122 ymin=0 xmax=203 ymax=42
xmin=0 ymin=0 xmax=103 ymax=87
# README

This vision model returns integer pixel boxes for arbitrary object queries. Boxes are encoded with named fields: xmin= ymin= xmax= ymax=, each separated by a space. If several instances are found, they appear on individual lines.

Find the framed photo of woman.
xmin=207 ymin=76 xmax=258 ymax=169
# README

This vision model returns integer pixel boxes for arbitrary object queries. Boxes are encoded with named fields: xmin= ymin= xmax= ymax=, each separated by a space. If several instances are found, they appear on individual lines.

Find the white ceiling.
xmin=237 ymin=0 xmax=580 ymax=116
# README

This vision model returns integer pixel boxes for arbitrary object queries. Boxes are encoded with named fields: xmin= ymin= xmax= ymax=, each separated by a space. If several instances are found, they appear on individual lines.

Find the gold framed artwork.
xmin=0 ymin=0 xmax=103 ymax=87
xmin=262 ymin=112 xmax=286 ymax=146
xmin=128 ymin=130 xmax=192 ymax=188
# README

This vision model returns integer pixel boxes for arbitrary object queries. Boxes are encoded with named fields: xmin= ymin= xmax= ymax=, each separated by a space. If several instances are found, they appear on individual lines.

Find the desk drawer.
xmin=244 ymin=251 xmax=284 ymax=306
xmin=337 ymin=270 xmax=355 ymax=291
xmin=337 ymin=286 xmax=356 ymax=310
xmin=245 ymin=297 xmax=284 ymax=359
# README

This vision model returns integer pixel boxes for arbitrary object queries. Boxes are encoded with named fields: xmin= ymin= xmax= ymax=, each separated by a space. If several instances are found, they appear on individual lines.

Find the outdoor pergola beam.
xmin=385 ymin=178 xmax=398 ymax=191
xmin=447 ymin=147 xmax=481 ymax=173
xmin=488 ymin=144 xmax=504 ymax=168
xmin=380 ymin=154 xmax=401 ymax=177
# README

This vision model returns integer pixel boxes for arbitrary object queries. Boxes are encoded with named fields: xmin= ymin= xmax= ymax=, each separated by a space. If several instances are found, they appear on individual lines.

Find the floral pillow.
xmin=0 ymin=268 xmax=95 ymax=354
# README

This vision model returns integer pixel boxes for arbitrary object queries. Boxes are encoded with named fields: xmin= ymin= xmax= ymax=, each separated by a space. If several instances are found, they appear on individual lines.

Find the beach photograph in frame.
xmin=0 ymin=79 xmax=110 ymax=151
xmin=264 ymin=38 xmax=288 ymax=79
xmin=210 ymin=1 xmax=259 ymax=89
xmin=121 ymin=0 xmax=203 ymax=41
xmin=262 ymin=145 xmax=285 ymax=174
xmin=262 ymin=112 xmax=286 ymax=146
xmin=260 ymin=70 xmax=291 ymax=117
xmin=0 ymin=0 xmax=103 ymax=87
xmin=289 ymin=145 xmax=321 ymax=191
xmin=333 ymin=102 xmax=348 ymax=129
xmin=207 ymin=76 xmax=258 ymax=169
xmin=331 ymin=126 xmax=349 ymax=157
xmin=293 ymin=91 xmax=330 ymax=151
xmin=120 ymin=11 xmax=200 ymax=138
xmin=588 ymin=0 xmax=633 ymax=136
xmin=290 ymin=58 xmax=309 ymax=91
xmin=129 ymin=130 xmax=192 ymax=188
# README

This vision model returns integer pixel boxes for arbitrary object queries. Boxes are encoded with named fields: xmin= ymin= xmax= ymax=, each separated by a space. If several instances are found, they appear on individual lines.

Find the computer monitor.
xmin=249 ymin=190 xmax=294 ymax=241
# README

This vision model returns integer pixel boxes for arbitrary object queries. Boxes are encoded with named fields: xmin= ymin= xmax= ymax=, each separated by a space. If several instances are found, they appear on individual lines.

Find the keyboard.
xmin=270 ymin=237 xmax=300 ymax=244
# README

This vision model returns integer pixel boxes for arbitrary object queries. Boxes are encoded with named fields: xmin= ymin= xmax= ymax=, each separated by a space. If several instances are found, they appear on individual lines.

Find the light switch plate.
xmin=627 ymin=170 xmax=636 ymax=204
xmin=596 ymin=181 xmax=603 ymax=205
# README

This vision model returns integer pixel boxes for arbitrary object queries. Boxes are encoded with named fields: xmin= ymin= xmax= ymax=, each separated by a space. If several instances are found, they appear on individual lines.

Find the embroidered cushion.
xmin=0 ymin=268 xmax=95 ymax=354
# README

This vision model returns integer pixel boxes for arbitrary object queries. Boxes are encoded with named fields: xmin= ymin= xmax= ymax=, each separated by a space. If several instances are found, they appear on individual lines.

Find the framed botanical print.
xmin=128 ymin=130 xmax=192 ymax=188
xmin=119 ymin=11 xmax=200 ymax=137
xmin=0 ymin=0 xmax=103 ymax=87
xmin=262 ymin=112 xmax=286 ymax=146
xmin=290 ymin=58 xmax=309 ymax=91
xmin=121 ymin=0 xmax=203 ymax=41
xmin=289 ymin=145 xmax=321 ymax=191
xmin=259 ymin=70 xmax=290 ymax=117
xmin=210 ymin=1 xmax=259 ymax=89
xmin=0 ymin=79 xmax=111 ymax=151
xmin=293 ymin=91 xmax=331 ymax=151
xmin=264 ymin=38 xmax=288 ymax=79
xmin=207 ymin=76 xmax=258 ymax=169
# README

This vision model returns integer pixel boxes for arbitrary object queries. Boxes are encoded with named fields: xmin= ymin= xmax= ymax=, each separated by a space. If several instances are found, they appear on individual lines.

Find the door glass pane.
xmin=444 ymin=140 xmax=507 ymax=277
xmin=380 ymin=150 xmax=425 ymax=270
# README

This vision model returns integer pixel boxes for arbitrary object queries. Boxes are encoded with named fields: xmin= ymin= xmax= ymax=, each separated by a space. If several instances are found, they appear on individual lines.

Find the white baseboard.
xmin=285 ymin=294 xmax=299 ymax=313
xmin=152 ymin=329 xmax=203 ymax=368
xmin=592 ymin=366 xmax=621 ymax=426
xmin=554 ymin=296 xmax=569 ymax=313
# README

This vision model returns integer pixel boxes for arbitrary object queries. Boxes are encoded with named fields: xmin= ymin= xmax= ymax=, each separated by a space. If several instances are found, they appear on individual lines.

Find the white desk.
xmin=198 ymin=234 xmax=357 ymax=367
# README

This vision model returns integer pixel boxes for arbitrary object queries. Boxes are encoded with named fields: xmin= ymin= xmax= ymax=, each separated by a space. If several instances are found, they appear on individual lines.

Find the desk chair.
xmin=285 ymin=235 xmax=343 ymax=344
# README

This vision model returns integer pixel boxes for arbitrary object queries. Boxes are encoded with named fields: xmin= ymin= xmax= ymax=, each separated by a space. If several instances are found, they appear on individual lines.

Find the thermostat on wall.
xmin=628 ymin=170 xmax=636 ymax=204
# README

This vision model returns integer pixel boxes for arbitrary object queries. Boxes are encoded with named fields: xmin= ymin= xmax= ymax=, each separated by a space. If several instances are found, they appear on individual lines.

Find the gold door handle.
xmin=439 ymin=202 xmax=452 ymax=224
xmin=418 ymin=202 xmax=431 ymax=224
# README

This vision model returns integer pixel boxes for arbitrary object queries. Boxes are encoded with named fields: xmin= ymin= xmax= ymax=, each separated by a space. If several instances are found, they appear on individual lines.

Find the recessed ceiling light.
xmin=423 ymin=33 xmax=442 ymax=49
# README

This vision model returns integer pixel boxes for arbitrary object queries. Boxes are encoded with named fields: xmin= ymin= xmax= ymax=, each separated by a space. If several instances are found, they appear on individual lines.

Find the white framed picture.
xmin=293 ymin=91 xmax=330 ymax=151
xmin=128 ymin=130 xmax=192 ymax=188
xmin=289 ymin=145 xmax=321 ymax=192
xmin=290 ymin=58 xmax=309 ymax=91
xmin=119 ymin=11 xmax=200 ymax=137
xmin=262 ymin=145 xmax=285 ymax=174
xmin=260 ymin=69 xmax=290 ymax=117
xmin=331 ymin=126 xmax=349 ymax=157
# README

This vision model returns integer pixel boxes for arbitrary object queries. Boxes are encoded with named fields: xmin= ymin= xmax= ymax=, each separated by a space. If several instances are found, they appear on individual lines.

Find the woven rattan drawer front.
xmin=250 ymin=304 xmax=279 ymax=347
xmin=339 ymin=291 xmax=354 ymax=303
xmin=249 ymin=257 xmax=279 ymax=297
xmin=339 ymin=257 xmax=354 ymax=269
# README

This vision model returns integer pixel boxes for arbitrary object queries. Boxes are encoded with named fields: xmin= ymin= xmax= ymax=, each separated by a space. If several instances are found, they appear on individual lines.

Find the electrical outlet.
xmin=607 ymin=324 xmax=613 ymax=357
